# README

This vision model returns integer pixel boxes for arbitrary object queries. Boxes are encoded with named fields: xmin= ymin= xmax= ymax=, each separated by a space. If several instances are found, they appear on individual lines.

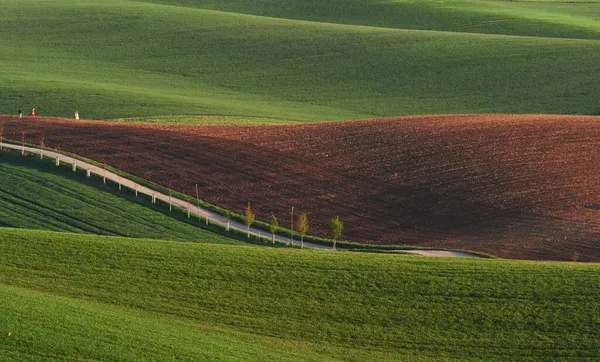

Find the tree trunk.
xmin=272 ymin=233 xmax=275 ymax=244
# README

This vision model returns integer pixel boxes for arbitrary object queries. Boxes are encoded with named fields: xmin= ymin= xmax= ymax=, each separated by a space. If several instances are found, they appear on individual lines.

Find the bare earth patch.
xmin=2 ymin=114 xmax=600 ymax=261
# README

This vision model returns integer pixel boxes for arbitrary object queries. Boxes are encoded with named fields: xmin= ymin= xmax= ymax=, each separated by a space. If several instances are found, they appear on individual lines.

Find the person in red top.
xmin=29 ymin=108 xmax=36 ymax=116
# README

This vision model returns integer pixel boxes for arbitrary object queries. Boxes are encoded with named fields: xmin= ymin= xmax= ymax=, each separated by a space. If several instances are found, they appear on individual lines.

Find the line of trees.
xmin=244 ymin=203 xmax=343 ymax=250
xmin=3 ymin=135 xmax=343 ymax=250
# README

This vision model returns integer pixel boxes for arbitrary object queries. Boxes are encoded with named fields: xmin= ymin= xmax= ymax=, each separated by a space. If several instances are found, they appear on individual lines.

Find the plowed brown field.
xmin=2 ymin=114 xmax=600 ymax=261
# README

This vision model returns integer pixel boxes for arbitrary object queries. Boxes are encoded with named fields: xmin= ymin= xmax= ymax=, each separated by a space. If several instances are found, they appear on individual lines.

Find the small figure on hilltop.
xmin=75 ymin=110 xmax=79 ymax=120
xmin=29 ymin=108 xmax=36 ymax=117
xmin=18 ymin=108 xmax=22 ymax=119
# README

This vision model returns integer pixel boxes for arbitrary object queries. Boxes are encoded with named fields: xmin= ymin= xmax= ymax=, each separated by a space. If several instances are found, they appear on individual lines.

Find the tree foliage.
xmin=244 ymin=203 xmax=255 ymax=237
xmin=330 ymin=216 xmax=343 ymax=250
xmin=269 ymin=212 xmax=278 ymax=244
xmin=296 ymin=212 xmax=309 ymax=248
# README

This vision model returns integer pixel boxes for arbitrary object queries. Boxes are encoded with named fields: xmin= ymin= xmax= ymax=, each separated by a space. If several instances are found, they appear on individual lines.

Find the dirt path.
xmin=0 ymin=140 xmax=480 ymax=257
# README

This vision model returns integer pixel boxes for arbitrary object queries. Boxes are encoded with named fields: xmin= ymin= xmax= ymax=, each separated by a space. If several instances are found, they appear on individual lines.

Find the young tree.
xmin=39 ymin=135 xmax=45 ymax=159
xmin=296 ymin=212 xmax=309 ymax=249
xmin=225 ymin=210 xmax=231 ymax=232
xmin=244 ymin=202 xmax=255 ymax=238
xmin=269 ymin=212 xmax=278 ymax=244
xmin=186 ymin=195 xmax=192 ymax=218
xmin=330 ymin=216 xmax=343 ymax=251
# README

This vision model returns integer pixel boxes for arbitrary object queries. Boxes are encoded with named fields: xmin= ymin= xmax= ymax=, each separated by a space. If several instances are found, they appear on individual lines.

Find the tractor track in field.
xmin=2 ymin=114 xmax=600 ymax=261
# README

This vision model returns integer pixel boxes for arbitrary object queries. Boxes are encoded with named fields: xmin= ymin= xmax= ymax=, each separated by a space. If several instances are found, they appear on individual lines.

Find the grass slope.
xmin=111 ymin=115 xmax=294 ymax=125
xmin=0 ymin=150 xmax=241 ymax=244
xmin=1 ymin=228 xmax=600 ymax=360
xmin=140 ymin=0 xmax=600 ymax=39
xmin=0 ymin=0 xmax=599 ymax=121
xmin=1 ymin=285 xmax=325 ymax=361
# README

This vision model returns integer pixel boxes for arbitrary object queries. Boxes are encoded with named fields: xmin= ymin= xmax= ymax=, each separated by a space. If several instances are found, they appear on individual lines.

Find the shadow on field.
xmin=4 ymin=114 xmax=600 ymax=261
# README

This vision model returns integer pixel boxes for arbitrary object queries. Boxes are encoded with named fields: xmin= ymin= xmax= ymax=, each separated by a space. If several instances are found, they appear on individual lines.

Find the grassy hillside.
xmin=0 ymin=150 xmax=242 ymax=244
xmin=1 ymin=0 xmax=599 ymax=121
xmin=1 ymin=284 xmax=325 ymax=361
xmin=141 ymin=0 xmax=600 ymax=39
xmin=1 ymin=228 xmax=599 ymax=360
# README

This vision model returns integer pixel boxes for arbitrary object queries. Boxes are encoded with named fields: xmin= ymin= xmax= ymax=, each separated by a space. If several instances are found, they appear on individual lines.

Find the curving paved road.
xmin=0 ymin=141 xmax=481 ymax=257
xmin=1 ymin=141 xmax=332 ymax=248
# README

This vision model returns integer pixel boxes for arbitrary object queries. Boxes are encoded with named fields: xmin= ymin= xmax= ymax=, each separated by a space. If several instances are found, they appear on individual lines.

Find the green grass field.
xmin=1 ymin=284 xmax=322 ymax=361
xmin=110 ymin=114 xmax=294 ymax=125
xmin=0 ymin=150 xmax=243 ymax=244
xmin=143 ymin=0 xmax=600 ymax=39
xmin=1 ymin=228 xmax=599 ymax=360
xmin=2 ymin=1 xmax=600 ymax=359
xmin=1 ymin=0 xmax=599 ymax=121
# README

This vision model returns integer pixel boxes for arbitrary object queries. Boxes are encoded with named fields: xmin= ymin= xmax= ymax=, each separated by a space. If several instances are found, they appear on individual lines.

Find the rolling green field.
xmin=111 ymin=115 xmax=294 ymax=125
xmin=1 ymin=228 xmax=599 ymax=360
xmin=1 ymin=284 xmax=321 ymax=361
xmin=0 ymin=150 xmax=242 ymax=244
xmin=2 ymin=1 xmax=600 ymax=360
xmin=144 ymin=0 xmax=600 ymax=39
xmin=1 ymin=0 xmax=599 ymax=121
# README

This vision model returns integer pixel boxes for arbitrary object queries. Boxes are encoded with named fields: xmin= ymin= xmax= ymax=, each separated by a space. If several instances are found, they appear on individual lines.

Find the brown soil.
xmin=2 ymin=114 xmax=600 ymax=261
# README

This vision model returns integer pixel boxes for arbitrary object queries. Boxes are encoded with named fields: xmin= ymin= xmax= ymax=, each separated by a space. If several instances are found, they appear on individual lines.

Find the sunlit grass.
xmin=0 ymin=0 xmax=599 ymax=121
xmin=110 ymin=115 xmax=294 ymax=125
xmin=1 ymin=228 xmax=599 ymax=360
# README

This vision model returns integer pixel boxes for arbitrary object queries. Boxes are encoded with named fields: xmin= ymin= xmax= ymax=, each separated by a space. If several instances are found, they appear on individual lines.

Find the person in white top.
xmin=75 ymin=110 xmax=79 ymax=120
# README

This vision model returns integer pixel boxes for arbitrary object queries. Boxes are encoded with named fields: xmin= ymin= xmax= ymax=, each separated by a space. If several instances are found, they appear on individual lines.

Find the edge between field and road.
xmin=0 ymin=140 xmax=482 ymax=258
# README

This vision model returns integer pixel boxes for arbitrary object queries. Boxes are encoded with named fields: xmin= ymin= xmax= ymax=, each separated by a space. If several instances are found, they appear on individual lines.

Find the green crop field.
xmin=0 ymin=150 xmax=242 ymax=244
xmin=144 ymin=0 xmax=600 ymax=39
xmin=0 ymin=284 xmax=320 ymax=361
xmin=2 ymin=1 xmax=600 ymax=360
xmin=1 ymin=0 xmax=599 ymax=122
xmin=1 ymin=228 xmax=599 ymax=360
xmin=111 ymin=115 xmax=294 ymax=125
